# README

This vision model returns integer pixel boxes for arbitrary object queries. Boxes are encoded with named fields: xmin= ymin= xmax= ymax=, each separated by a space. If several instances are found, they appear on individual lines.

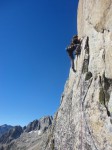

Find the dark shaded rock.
xmin=25 ymin=120 xmax=40 ymax=132
xmin=0 ymin=146 xmax=4 ymax=150
xmin=23 ymin=126 xmax=26 ymax=131
xmin=0 ymin=125 xmax=13 ymax=137
xmin=85 ymin=72 xmax=92 ymax=81
xmin=25 ymin=116 xmax=53 ymax=133
xmin=0 ymin=126 xmax=23 ymax=144
xmin=39 ymin=116 xmax=53 ymax=132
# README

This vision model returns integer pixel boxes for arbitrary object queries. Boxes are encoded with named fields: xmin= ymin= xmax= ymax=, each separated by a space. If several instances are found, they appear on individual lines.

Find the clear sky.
xmin=0 ymin=0 xmax=79 ymax=126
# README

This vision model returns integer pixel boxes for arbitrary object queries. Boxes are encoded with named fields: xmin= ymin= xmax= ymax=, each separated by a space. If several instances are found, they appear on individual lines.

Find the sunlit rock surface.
xmin=46 ymin=0 xmax=112 ymax=149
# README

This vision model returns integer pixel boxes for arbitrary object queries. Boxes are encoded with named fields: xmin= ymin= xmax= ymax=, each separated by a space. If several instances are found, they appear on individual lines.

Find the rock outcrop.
xmin=25 ymin=116 xmax=52 ymax=133
xmin=45 ymin=0 xmax=112 ymax=149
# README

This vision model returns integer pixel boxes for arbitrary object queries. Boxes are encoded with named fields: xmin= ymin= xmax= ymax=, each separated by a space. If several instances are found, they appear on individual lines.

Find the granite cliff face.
xmin=46 ymin=0 xmax=112 ymax=149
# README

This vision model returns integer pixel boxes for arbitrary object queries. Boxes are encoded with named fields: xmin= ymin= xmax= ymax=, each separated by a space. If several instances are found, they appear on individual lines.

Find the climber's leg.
xmin=75 ymin=44 xmax=81 ymax=55
xmin=66 ymin=48 xmax=76 ymax=72
xmin=71 ymin=58 xmax=76 ymax=72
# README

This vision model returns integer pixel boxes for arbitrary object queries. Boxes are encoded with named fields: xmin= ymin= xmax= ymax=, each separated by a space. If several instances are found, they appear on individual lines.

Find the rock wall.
xmin=78 ymin=0 xmax=112 ymax=79
xmin=46 ymin=0 xmax=112 ymax=149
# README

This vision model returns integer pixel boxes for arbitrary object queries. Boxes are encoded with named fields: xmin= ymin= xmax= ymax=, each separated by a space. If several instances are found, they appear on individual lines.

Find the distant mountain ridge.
xmin=0 ymin=126 xmax=23 ymax=144
xmin=0 ymin=125 xmax=13 ymax=138
xmin=0 ymin=116 xmax=53 ymax=150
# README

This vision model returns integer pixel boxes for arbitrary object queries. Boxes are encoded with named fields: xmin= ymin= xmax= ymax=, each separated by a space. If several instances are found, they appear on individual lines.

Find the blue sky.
xmin=0 ymin=0 xmax=78 ymax=126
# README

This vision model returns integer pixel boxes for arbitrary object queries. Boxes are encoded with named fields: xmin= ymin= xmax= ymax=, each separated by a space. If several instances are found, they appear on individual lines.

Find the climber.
xmin=66 ymin=35 xmax=81 ymax=72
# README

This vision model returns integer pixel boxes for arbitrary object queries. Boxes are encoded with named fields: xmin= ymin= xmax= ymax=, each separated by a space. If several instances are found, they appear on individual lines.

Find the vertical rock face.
xmin=46 ymin=0 xmax=112 ymax=150
xmin=78 ymin=0 xmax=112 ymax=79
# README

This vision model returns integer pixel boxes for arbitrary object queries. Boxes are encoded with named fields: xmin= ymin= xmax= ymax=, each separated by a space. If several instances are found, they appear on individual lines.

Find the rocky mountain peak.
xmin=25 ymin=120 xmax=39 ymax=132
xmin=25 ymin=116 xmax=53 ymax=133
